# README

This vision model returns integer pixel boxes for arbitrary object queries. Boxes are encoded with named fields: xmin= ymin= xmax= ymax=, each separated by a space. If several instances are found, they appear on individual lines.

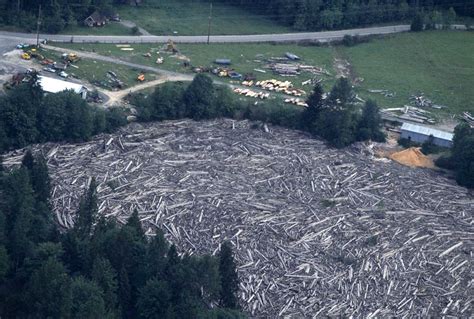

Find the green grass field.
xmin=341 ymin=31 xmax=474 ymax=115
xmin=37 ymin=48 xmax=154 ymax=89
xmin=116 ymin=1 xmax=291 ymax=35
xmin=53 ymin=42 xmax=335 ymax=90
xmin=53 ymin=30 xmax=474 ymax=115
xmin=61 ymin=22 xmax=133 ymax=36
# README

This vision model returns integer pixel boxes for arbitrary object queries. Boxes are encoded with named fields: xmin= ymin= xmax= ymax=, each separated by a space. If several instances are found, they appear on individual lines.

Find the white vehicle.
xmin=43 ymin=67 xmax=56 ymax=73
xmin=59 ymin=71 xmax=69 ymax=78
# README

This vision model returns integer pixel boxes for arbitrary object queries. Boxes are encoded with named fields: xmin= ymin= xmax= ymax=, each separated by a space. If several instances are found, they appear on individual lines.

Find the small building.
xmin=38 ymin=76 xmax=88 ymax=100
xmin=84 ymin=11 xmax=107 ymax=27
xmin=214 ymin=59 xmax=231 ymax=65
xmin=400 ymin=122 xmax=453 ymax=148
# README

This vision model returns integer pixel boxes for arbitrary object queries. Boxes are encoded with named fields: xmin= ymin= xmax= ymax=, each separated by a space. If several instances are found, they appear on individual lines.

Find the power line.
xmin=36 ymin=4 xmax=41 ymax=47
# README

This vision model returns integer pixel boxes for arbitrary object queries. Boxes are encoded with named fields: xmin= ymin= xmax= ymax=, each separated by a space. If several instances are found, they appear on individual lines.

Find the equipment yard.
xmin=3 ymin=119 xmax=472 ymax=318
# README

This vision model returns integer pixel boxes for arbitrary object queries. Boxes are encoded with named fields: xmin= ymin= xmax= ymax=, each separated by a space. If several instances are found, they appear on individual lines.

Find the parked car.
xmin=43 ymin=67 xmax=56 ymax=73
xmin=59 ymin=71 xmax=69 ymax=78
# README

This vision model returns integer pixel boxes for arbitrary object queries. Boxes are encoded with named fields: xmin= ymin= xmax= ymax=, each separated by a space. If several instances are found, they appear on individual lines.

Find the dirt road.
xmin=100 ymin=75 xmax=190 ymax=106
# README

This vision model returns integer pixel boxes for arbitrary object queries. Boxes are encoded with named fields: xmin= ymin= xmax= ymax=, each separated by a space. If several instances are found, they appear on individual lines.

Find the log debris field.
xmin=3 ymin=119 xmax=473 ymax=317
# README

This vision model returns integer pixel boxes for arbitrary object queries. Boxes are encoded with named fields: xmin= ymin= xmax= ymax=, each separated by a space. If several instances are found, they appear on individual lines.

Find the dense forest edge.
xmin=0 ymin=0 xmax=472 ymax=34
xmin=0 ymin=72 xmax=472 ymax=188
xmin=0 ymin=150 xmax=244 ymax=318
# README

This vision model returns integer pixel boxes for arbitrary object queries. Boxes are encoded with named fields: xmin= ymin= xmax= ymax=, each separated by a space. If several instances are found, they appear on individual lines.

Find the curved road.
xmin=0 ymin=25 xmax=410 ymax=44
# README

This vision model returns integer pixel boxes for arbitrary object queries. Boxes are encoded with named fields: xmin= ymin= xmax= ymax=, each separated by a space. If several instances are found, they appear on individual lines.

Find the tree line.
xmin=0 ymin=73 xmax=127 ymax=153
xmin=0 ymin=0 xmax=129 ymax=33
xmin=132 ymin=74 xmax=386 ymax=148
xmin=1 ymin=0 xmax=472 ymax=34
xmin=208 ymin=0 xmax=472 ymax=31
xmin=0 ymin=150 xmax=243 ymax=318
xmin=435 ymin=123 xmax=474 ymax=188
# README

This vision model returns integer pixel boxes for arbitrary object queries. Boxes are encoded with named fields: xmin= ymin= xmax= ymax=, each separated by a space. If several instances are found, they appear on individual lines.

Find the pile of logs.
xmin=255 ymin=79 xmax=306 ymax=97
xmin=267 ymin=61 xmax=331 ymax=77
xmin=3 ymin=119 xmax=472 ymax=318
xmin=233 ymin=88 xmax=270 ymax=99
xmin=461 ymin=112 xmax=474 ymax=127
xmin=284 ymin=98 xmax=308 ymax=107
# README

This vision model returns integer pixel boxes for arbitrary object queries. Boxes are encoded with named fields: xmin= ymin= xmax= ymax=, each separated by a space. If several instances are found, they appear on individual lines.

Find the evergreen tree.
xmin=218 ymin=242 xmax=239 ymax=309
xmin=316 ymin=108 xmax=357 ymax=148
xmin=356 ymin=100 xmax=385 ymax=142
xmin=39 ymin=93 xmax=67 ymax=142
xmin=71 ymin=276 xmax=107 ymax=319
xmin=184 ymin=74 xmax=216 ymax=120
xmin=126 ymin=209 xmax=145 ymax=241
xmin=26 ymin=257 xmax=72 ymax=318
xmin=303 ymin=83 xmax=324 ymax=131
xmin=75 ymin=178 xmax=98 ymax=237
xmin=145 ymin=229 xmax=168 ymax=278
xmin=328 ymin=77 xmax=354 ymax=105
xmin=454 ymin=135 xmax=474 ymax=188
xmin=21 ymin=149 xmax=35 ymax=172
xmin=118 ymin=265 xmax=132 ymax=319
xmin=3 ymin=168 xmax=35 ymax=269
xmin=411 ymin=13 xmax=424 ymax=31
xmin=30 ymin=153 xmax=52 ymax=204
xmin=0 ymin=245 xmax=8 ymax=281
xmin=91 ymin=257 xmax=119 ymax=316
xmin=137 ymin=277 xmax=171 ymax=319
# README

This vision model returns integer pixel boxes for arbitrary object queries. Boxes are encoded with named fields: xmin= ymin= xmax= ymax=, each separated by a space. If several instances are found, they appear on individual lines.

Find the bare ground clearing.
xmin=3 ymin=119 xmax=473 ymax=318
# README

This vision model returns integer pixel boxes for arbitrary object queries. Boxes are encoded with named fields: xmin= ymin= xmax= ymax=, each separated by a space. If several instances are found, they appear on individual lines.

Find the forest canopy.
xmin=0 ymin=0 xmax=471 ymax=33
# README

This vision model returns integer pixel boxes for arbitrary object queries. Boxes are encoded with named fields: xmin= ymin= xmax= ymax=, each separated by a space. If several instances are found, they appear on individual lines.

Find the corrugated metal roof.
xmin=38 ymin=76 xmax=86 ymax=94
xmin=401 ymin=122 xmax=453 ymax=141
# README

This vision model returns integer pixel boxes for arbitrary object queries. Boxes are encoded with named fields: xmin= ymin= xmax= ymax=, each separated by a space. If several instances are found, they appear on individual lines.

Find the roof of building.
xmin=38 ymin=76 xmax=86 ymax=94
xmin=86 ymin=11 xmax=107 ymax=23
xmin=401 ymin=122 xmax=453 ymax=141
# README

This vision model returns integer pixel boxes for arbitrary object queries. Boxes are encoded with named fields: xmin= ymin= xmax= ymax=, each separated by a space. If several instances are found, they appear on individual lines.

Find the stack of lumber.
xmin=256 ymin=79 xmax=306 ymax=97
xmin=233 ymin=88 xmax=269 ymax=99
xmin=3 ymin=119 xmax=472 ymax=318
xmin=284 ymin=98 xmax=308 ymax=107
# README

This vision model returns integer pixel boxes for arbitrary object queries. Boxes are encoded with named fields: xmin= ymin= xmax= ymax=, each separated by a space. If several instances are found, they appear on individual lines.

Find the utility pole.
xmin=207 ymin=2 xmax=213 ymax=45
xmin=36 ymin=4 xmax=42 ymax=48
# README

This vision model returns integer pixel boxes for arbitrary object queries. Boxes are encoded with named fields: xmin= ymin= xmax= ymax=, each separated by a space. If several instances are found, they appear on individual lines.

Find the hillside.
xmin=3 ymin=119 xmax=473 ymax=317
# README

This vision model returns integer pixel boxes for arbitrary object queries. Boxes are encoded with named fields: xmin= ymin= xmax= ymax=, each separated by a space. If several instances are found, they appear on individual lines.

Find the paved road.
xmin=0 ymin=25 xmax=411 ymax=44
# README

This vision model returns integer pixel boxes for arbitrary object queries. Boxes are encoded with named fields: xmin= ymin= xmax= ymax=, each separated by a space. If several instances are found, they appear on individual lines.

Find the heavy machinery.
xmin=62 ymin=53 xmax=80 ymax=63
xmin=21 ymin=52 xmax=31 ymax=60
xmin=166 ymin=39 xmax=178 ymax=53
xmin=27 ymin=48 xmax=44 ymax=60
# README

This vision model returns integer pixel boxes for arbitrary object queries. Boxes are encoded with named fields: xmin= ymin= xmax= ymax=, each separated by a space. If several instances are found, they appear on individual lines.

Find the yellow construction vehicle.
xmin=62 ymin=53 xmax=80 ymax=63
xmin=166 ymin=39 xmax=178 ymax=53
xmin=21 ymin=52 xmax=31 ymax=60
xmin=27 ymin=49 xmax=44 ymax=60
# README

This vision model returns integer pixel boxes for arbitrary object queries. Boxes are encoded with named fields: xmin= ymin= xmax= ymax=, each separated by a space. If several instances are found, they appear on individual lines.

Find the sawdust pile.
xmin=390 ymin=147 xmax=434 ymax=168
